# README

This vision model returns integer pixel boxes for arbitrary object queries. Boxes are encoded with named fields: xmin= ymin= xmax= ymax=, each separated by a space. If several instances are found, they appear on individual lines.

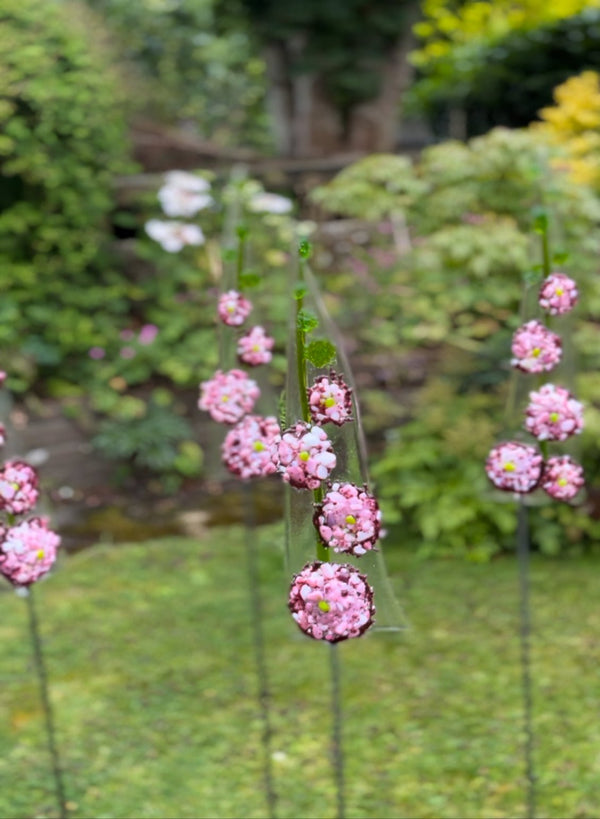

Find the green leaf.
xmin=298 ymin=239 xmax=312 ymax=259
xmin=294 ymin=284 xmax=307 ymax=300
xmin=297 ymin=309 xmax=318 ymax=333
xmin=305 ymin=339 xmax=337 ymax=368
xmin=238 ymin=270 xmax=261 ymax=289
xmin=523 ymin=269 xmax=543 ymax=287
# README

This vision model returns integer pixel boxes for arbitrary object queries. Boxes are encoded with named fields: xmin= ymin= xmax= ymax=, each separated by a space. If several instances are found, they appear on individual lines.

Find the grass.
xmin=1 ymin=522 xmax=600 ymax=818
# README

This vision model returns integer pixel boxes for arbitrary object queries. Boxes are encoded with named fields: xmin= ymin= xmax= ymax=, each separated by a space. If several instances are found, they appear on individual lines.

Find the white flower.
xmin=248 ymin=192 xmax=293 ymax=214
xmin=145 ymin=219 xmax=205 ymax=253
xmin=158 ymin=171 xmax=213 ymax=217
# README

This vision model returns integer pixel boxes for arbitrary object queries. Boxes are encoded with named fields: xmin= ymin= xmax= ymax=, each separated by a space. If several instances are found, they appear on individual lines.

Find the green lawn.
xmin=1 ymin=523 xmax=599 ymax=819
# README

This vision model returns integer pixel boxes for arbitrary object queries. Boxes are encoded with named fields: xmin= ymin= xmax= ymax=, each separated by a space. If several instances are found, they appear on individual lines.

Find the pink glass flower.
xmin=539 ymin=273 xmax=578 ymax=316
xmin=288 ymin=561 xmax=375 ymax=642
xmin=0 ymin=517 xmax=60 ymax=587
xmin=199 ymin=369 xmax=260 ymax=425
xmin=314 ymin=482 xmax=381 ymax=556
xmin=222 ymin=415 xmax=280 ymax=479
xmin=0 ymin=460 xmax=39 ymax=515
xmin=308 ymin=372 xmax=353 ymax=426
xmin=217 ymin=290 xmax=252 ymax=327
xmin=237 ymin=326 xmax=275 ymax=367
xmin=525 ymin=384 xmax=584 ymax=441
xmin=272 ymin=421 xmax=336 ymax=490
xmin=485 ymin=442 xmax=543 ymax=493
xmin=510 ymin=320 xmax=562 ymax=374
xmin=541 ymin=455 xmax=585 ymax=501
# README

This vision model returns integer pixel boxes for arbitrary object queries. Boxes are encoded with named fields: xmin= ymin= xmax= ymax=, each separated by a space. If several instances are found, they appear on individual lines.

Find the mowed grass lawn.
xmin=1 ymin=521 xmax=599 ymax=819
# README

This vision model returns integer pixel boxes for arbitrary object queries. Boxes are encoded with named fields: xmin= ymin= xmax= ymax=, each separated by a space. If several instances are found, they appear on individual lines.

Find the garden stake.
xmin=25 ymin=587 xmax=68 ymax=819
xmin=242 ymin=481 xmax=278 ymax=819
xmin=516 ymin=499 xmax=536 ymax=819
xmin=329 ymin=643 xmax=345 ymax=819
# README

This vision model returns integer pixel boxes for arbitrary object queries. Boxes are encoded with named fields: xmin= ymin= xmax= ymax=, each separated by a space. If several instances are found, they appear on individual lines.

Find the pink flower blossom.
xmin=0 ymin=461 xmax=39 ymax=515
xmin=272 ymin=421 xmax=336 ymax=490
xmin=120 ymin=346 xmax=136 ymax=360
xmin=288 ymin=561 xmax=375 ymax=642
xmin=511 ymin=320 xmax=562 ymax=374
xmin=0 ymin=517 xmax=60 ymax=587
xmin=0 ymin=424 xmax=5 ymax=447
xmin=237 ymin=326 xmax=274 ymax=366
xmin=120 ymin=329 xmax=135 ymax=341
xmin=145 ymin=219 xmax=205 ymax=253
xmin=539 ymin=273 xmax=578 ymax=316
xmin=0 ymin=371 xmax=7 ymax=384
xmin=217 ymin=290 xmax=253 ymax=327
xmin=314 ymin=482 xmax=382 ymax=556
xmin=308 ymin=372 xmax=353 ymax=426
xmin=158 ymin=171 xmax=213 ymax=218
xmin=138 ymin=324 xmax=159 ymax=345
xmin=199 ymin=369 xmax=260 ymax=425
xmin=525 ymin=384 xmax=584 ymax=441
xmin=248 ymin=192 xmax=293 ymax=214
xmin=541 ymin=455 xmax=585 ymax=501
xmin=485 ymin=442 xmax=543 ymax=493
xmin=88 ymin=347 xmax=106 ymax=360
xmin=222 ymin=415 xmax=280 ymax=479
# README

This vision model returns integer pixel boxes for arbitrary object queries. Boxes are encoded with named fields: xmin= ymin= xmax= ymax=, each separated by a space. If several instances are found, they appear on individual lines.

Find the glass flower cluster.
xmin=486 ymin=271 xmax=584 ymax=501
xmin=0 ymin=428 xmax=60 ymax=588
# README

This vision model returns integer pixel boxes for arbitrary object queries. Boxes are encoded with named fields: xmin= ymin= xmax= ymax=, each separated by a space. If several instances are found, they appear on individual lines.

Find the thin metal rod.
xmin=26 ymin=587 xmax=68 ymax=819
xmin=329 ymin=643 xmax=345 ymax=819
xmin=516 ymin=500 xmax=537 ymax=819
xmin=242 ymin=482 xmax=278 ymax=819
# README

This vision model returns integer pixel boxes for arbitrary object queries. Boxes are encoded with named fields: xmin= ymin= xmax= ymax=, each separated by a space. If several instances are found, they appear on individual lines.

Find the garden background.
xmin=2 ymin=1 xmax=600 ymax=817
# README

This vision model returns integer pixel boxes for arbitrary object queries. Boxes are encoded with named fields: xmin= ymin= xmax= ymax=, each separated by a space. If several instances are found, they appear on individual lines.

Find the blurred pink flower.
xmin=88 ymin=347 xmax=106 ymax=360
xmin=158 ymin=171 xmax=213 ymax=218
xmin=222 ymin=415 xmax=280 ymax=479
xmin=218 ymin=290 xmax=252 ymax=327
xmin=120 ymin=346 xmax=137 ymax=360
xmin=145 ymin=219 xmax=205 ymax=253
xmin=541 ymin=455 xmax=585 ymax=501
xmin=120 ymin=329 xmax=135 ymax=341
xmin=139 ymin=324 xmax=159 ymax=345
xmin=199 ymin=369 xmax=260 ymax=425
xmin=511 ymin=320 xmax=562 ymax=374
xmin=525 ymin=384 xmax=584 ymax=441
xmin=539 ymin=273 xmax=578 ymax=316
xmin=237 ymin=326 xmax=274 ymax=366
xmin=0 ymin=517 xmax=60 ymax=587
xmin=0 ymin=460 xmax=39 ymax=515
xmin=485 ymin=442 xmax=543 ymax=493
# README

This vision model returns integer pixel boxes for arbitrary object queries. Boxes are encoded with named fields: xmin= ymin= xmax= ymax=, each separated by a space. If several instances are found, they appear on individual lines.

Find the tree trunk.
xmin=263 ymin=21 xmax=417 ymax=158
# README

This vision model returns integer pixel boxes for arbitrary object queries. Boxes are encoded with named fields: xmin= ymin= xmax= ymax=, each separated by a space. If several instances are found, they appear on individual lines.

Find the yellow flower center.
xmin=252 ymin=345 xmax=260 ymax=352
xmin=36 ymin=550 xmax=44 ymax=560
xmin=324 ymin=397 xmax=336 ymax=408
xmin=318 ymin=600 xmax=330 ymax=613
xmin=299 ymin=451 xmax=310 ymax=462
xmin=556 ymin=288 xmax=564 ymax=296
xmin=504 ymin=461 xmax=516 ymax=472
xmin=345 ymin=514 xmax=356 ymax=525
xmin=550 ymin=412 xmax=559 ymax=423
xmin=253 ymin=441 xmax=265 ymax=452
xmin=221 ymin=395 xmax=229 ymax=402
xmin=532 ymin=347 xmax=541 ymax=357
xmin=557 ymin=478 xmax=568 ymax=487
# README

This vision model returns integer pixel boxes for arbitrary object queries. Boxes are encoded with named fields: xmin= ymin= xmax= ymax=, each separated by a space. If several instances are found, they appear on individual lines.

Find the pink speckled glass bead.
xmin=217 ymin=290 xmax=253 ymax=327
xmin=198 ymin=369 xmax=259 ymax=425
xmin=222 ymin=415 xmax=280 ymax=479
xmin=525 ymin=384 xmax=584 ymax=442
xmin=511 ymin=320 xmax=562 ymax=374
xmin=541 ymin=455 xmax=585 ymax=501
xmin=485 ymin=441 xmax=543 ymax=493
xmin=538 ymin=273 xmax=578 ymax=316
xmin=308 ymin=372 xmax=353 ymax=426
xmin=288 ymin=561 xmax=375 ymax=642
xmin=314 ymin=482 xmax=381 ymax=556
xmin=0 ymin=461 xmax=39 ymax=515
xmin=0 ymin=517 xmax=60 ymax=587
xmin=272 ymin=421 xmax=336 ymax=490
xmin=237 ymin=326 xmax=275 ymax=367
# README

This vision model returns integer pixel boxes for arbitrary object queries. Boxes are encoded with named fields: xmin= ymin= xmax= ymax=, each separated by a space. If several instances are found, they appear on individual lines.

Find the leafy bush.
xmin=312 ymin=127 xmax=600 ymax=558
xmin=0 ymin=0 xmax=132 ymax=392
xmin=409 ymin=6 xmax=600 ymax=137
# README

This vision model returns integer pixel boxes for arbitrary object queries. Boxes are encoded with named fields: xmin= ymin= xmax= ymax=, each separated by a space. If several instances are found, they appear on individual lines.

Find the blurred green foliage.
xmin=312 ymin=127 xmax=600 ymax=558
xmin=409 ymin=5 xmax=600 ymax=137
xmin=0 ymin=0 xmax=132 ymax=392
xmin=85 ymin=0 xmax=271 ymax=149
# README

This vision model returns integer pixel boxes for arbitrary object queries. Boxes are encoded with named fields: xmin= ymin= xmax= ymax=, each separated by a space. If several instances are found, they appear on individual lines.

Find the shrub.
xmin=0 ymin=0 xmax=132 ymax=392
